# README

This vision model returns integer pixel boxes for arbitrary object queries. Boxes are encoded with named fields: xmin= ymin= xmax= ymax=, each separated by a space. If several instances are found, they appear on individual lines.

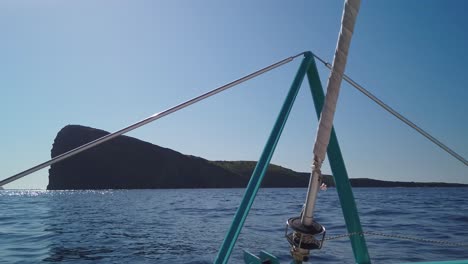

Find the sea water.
xmin=0 ymin=188 xmax=467 ymax=263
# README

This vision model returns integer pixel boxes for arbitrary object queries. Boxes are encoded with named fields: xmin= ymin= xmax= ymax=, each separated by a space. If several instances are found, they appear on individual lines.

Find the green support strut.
xmin=306 ymin=57 xmax=371 ymax=264
xmin=214 ymin=52 xmax=314 ymax=264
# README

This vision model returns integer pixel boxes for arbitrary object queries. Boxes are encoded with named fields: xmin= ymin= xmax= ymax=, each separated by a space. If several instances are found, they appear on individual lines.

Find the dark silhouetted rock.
xmin=47 ymin=125 xmax=467 ymax=190
xmin=48 ymin=125 xmax=311 ymax=190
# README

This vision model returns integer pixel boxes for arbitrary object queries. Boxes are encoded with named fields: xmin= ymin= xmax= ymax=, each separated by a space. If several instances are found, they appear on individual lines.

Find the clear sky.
xmin=1 ymin=1 xmax=466 ymax=189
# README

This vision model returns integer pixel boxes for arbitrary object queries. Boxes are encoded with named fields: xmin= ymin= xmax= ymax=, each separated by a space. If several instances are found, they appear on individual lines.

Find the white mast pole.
xmin=301 ymin=0 xmax=361 ymax=226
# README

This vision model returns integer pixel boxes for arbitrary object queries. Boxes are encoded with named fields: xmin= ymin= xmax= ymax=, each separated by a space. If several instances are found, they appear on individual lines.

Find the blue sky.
xmin=1 ymin=1 xmax=466 ymax=189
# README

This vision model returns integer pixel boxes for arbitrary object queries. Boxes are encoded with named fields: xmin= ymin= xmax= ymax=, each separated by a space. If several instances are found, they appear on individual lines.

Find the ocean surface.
xmin=1 ymin=188 xmax=467 ymax=264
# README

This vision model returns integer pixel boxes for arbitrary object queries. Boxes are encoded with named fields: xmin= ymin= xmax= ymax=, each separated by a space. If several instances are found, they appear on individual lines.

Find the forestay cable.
xmin=313 ymin=54 xmax=468 ymax=167
xmin=0 ymin=52 xmax=305 ymax=187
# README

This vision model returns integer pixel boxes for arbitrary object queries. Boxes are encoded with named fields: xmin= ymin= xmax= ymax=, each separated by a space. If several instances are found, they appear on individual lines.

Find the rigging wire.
xmin=1 ymin=51 xmax=466 ymax=188
xmin=325 ymin=231 xmax=468 ymax=248
xmin=0 ymin=52 xmax=305 ymax=187
xmin=313 ymin=54 xmax=468 ymax=167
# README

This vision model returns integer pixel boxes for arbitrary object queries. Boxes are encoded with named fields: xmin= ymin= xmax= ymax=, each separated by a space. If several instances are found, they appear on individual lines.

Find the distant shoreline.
xmin=3 ymin=185 xmax=468 ymax=191
xmin=342 ymin=178 xmax=468 ymax=188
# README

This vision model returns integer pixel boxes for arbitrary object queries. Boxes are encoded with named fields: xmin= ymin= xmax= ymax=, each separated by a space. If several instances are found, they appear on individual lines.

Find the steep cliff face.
xmin=48 ymin=125 xmax=250 ymax=189
xmin=47 ymin=125 xmax=310 ymax=190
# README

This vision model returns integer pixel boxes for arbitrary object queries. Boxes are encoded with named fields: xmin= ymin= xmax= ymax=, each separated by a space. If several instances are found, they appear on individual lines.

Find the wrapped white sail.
xmin=301 ymin=0 xmax=361 ymax=227
xmin=313 ymin=0 xmax=361 ymax=162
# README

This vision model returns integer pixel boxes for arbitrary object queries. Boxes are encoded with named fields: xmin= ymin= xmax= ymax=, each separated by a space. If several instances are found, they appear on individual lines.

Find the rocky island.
xmin=47 ymin=125 xmax=467 ymax=190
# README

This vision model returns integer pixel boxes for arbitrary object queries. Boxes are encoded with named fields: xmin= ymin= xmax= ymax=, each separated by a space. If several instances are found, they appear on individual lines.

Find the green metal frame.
xmin=214 ymin=51 xmax=468 ymax=264
xmin=214 ymin=52 xmax=370 ymax=263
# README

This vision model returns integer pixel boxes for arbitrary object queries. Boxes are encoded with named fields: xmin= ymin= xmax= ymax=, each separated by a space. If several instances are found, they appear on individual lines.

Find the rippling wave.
xmin=0 ymin=188 xmax=467 ymax=263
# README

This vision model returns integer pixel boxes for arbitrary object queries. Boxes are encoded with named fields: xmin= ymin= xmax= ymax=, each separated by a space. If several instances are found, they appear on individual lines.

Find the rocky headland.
xmin=47 ymin=125 xmax=467 ymax=190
